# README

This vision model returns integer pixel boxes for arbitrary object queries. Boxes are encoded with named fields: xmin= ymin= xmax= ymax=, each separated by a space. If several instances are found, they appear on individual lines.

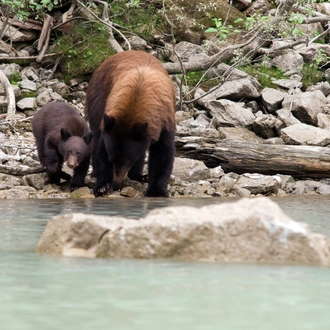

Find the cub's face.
xmin=58 ymin=129 xmax=93 ymax=168
xmin=102 ymin=115 xmax=150 ymax=184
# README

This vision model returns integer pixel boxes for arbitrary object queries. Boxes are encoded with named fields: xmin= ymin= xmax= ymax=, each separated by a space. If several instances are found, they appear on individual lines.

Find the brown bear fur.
xmin=32 ymin=102 xmax=93 ymax=191
xmin=85 ymin=50 xmax=176 ymax=197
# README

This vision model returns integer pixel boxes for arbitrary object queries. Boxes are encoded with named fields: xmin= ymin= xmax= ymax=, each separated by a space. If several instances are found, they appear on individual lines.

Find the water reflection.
xmin=1 ymin=196 xmax=330 ymax=329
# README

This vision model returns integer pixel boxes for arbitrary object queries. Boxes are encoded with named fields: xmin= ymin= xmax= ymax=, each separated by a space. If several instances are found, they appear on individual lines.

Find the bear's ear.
xmin=61 ymin=128 xmax=72 ymax=141
xmin=83 ymin=131 xmax=93 ymax=145
xmin=103 ymin=114 xmax=115 ymax=132
xmin=132 ymin=122 xmax=148 ymax=140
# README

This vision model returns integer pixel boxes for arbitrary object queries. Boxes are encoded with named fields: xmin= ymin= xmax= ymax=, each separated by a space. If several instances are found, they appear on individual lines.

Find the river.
xmin=0 ymin=195 xmax=330 ymax=329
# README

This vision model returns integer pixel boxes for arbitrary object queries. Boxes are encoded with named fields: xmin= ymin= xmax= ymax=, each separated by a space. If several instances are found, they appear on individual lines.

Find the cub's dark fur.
xmin=32 ymin=102 xmax=92 ymax=191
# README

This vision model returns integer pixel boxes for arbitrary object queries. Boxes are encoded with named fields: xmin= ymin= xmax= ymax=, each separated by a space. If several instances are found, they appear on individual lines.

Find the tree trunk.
xmin=176 ymin=138 xmax=330 ymax=179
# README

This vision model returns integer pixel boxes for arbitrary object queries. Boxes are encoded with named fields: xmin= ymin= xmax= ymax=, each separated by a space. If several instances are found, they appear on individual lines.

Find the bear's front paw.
xmin=145 ymin=188 xmax=169 ymax=198
xmin=93 ymin=183 xmax=112 ymax=197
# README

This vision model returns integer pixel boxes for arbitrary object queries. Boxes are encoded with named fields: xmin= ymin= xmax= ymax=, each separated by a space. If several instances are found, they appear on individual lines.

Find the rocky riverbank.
xmin=1 ymin=58 xmax=330 ymax=199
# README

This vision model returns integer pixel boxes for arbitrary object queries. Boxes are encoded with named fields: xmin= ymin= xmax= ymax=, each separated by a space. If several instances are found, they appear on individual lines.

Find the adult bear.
xmin=32 ymin=102 xmax=93 ymax=191
xmin=85 ymin=50 xmax=176 ymax=197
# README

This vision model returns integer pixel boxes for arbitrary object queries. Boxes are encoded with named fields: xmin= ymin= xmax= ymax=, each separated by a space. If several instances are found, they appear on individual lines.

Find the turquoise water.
xmin=1 ymin=196 xmax=330 ymax=329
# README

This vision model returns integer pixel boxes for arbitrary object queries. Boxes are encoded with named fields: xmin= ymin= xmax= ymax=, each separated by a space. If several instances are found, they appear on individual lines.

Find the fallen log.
xmin=0 ymin=165 xmax=45 ymax=176
xmin=175 ymin=137 xmax=330 ymax=179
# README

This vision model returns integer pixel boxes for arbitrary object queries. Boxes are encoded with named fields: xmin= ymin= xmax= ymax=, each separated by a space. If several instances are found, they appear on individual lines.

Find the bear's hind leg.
xmin=44 ymin=139 xmax=61 ymax=174
xmin=146 ymin=129 xmax=175 ymax=197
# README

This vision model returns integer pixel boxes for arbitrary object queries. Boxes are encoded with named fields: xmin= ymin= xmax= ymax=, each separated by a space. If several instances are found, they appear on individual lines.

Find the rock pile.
xmin=2 ymin=56 xmax=330 ymax=198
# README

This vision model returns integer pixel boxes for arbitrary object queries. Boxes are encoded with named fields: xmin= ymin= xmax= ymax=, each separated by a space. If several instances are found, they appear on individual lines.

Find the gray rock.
xmin=170 ymin=42 xmax=207 ymax=63
xmin=19 ymin=79 xmax=37 ymax=91
xmin=175 ymin=110 xmax=191 ymax=124
xmin=22 ymin=173 xmax=48 ymax=190
xmin=196 ymin=78 xmax=260 ymax=101
xmin=17 ymin=97 xmax=36 ymax=111
xmin=281 ymin=123 xmax=330 ymax=146
xmin=233 ymin=173 xmax=280 ymax=195
xmin=296 ymin=43 xmax=330 ymax=64
xmin=202 ymin=99 xmax=255 ymax=128
xmin=306 ymin=82 xmax=330 ymax=97
xmin=0 ymin=173 xmax=22 ymax=188
xmin=317 ymin=113 xmax=330 ymax=130
xmin=0 ymin=24 xmax=37 ymax=42
xmin=276 ymin=108 xmax=301 ymax=127
xmin=282 ymin=90 xmax=327 ymax=125
xmin=52 ymin=82 xmax=70 ymax=97
xmin=172 ymin=158 xmax=210 ymax=181
xmin=218 ymin=126 xmax=263 ymax=143
xmin=36 ymin=197 xmax=330 ymax=266
xmin=261 ymin=87 xmax=286 ymax=114
xmin=253 ymin=114 xmax=283 ymax=138
xmin=1 ymin=186 xmax=37 ymax=199
xmin=271 ymin=50 xmax=304 ymax=74
xmin=0 ymin=63 xmax=21 ymax=77
xmin=21 ymin=67 xmax=39 ymax=81
xmin=36 ymin=90 xmax=52 ymax=107
xmin=125 ymin=36 xmax=148 ymax=50
xmin=206 ymin=63 xmax=249 ymax=80
xmin=272 ymin=79 xmax=303 ymax=90
xmin=176 ymin=117 xmax=219 ymax=138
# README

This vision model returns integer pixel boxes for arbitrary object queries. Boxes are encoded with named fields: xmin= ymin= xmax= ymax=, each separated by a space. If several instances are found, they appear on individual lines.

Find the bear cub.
xmin=32 ymin=102 xmax=93 ymax=191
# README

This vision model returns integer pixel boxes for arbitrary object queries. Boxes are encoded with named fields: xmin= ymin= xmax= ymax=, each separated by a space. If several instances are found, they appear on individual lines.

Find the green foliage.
xmin=3 ymin=0 xmax=59 ymax=21
xmin=20 ymin=90 xmax=38 ymax=98
xmin=310 ymin=49 xmax=330 ymax=69
xmin=301 ymin=64 xmax=324 ymax=87
xmin=239 ymin=64 xmax=285 ymax=89
xmin=179 ymin=71 xmax=219 ymax=90
xmin=53 ymin=22 xmax=114 ymax=82
xmin=205 ymin=18 xmax=240 ymax=40
xmin=9 ymin=71 xmax=22 ymax=85
xmin=110 ymin=0 xmax=165 ymax=39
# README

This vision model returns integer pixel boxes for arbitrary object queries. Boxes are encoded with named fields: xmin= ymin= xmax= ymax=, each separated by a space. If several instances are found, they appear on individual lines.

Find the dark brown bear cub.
xmin=85 ymin=50 xmax=176 ymax=197
xmin=32 ymin=102 xmax=93 ymax=191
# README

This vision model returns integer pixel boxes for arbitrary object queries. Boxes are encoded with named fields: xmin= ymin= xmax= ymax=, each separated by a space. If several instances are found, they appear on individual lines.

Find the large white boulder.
xmin=36 ymin=197 xmax=330 ymax=266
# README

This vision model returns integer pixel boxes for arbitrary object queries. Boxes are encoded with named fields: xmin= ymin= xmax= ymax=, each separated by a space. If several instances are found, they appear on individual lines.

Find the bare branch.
xmin=0 ymin=70 xmax=16 ymax=124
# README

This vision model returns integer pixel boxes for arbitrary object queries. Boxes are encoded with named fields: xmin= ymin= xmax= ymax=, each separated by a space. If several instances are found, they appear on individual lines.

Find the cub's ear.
xmin=61 ymin=128 xmax=72 ymax=141
xmin=103 ymin=114 xmax=115 ymax=132
xmin=132 ymin=122 xmax=148 ymax=140
xmin=83 ymin=131 xmax=93 ymax=145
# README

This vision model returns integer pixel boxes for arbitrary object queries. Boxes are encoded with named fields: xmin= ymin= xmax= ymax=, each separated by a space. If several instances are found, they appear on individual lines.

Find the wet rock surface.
xmin=36 ymin=197 xmax=330 ymax=266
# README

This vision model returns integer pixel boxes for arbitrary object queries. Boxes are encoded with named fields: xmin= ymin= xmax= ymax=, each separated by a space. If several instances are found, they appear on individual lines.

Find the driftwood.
xmin=37 ymin=14 xmax=54 ymax=62
xmin=0 ymin=70 xmax=16 ymax=123
xmin=0 ymin=165 xmax=45 ymax=176
xmin=176 ymin=137 xmax=330 ymax=179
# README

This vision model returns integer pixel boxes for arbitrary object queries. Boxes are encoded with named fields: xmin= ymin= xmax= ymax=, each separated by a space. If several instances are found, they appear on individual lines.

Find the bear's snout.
xmin=66 ymin=155 xmax=79 ymax=169
xmin=113 ymin=165 xmax=129 ymax=185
